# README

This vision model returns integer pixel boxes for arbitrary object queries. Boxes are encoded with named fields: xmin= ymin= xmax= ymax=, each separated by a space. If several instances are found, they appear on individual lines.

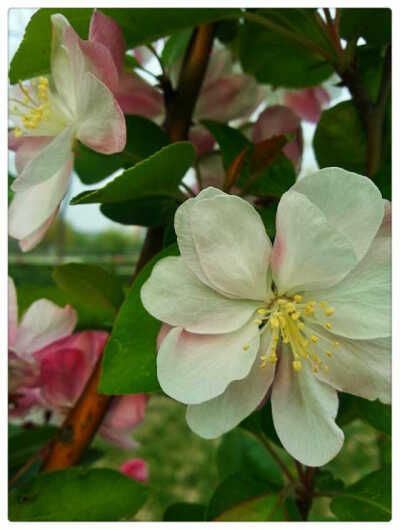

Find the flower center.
xmin=11 ymin=77 xmax=51 ymax=137
xmin=243 ymin=293 xmax=339 ymax=374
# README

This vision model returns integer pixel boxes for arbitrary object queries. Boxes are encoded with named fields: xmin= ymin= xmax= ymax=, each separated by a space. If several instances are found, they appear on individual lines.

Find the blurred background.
xmin=9 ymin=9 xmax=382 ymax=522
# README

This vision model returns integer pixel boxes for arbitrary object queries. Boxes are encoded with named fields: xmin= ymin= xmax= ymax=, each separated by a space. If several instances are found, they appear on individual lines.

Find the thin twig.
xmin=255 ymin=432 xmax=296 ymax=484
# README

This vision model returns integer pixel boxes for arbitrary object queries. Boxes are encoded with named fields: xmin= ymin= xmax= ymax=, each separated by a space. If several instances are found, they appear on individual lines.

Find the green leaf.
xmin=74 ymin=116 xmax=168 ymax=185
xmin=164 ymin=503 xmax=206 ymax=521
xmin=202 ymin=120 xmax=250 ymax=170
xmin=71 ymin=142 xmax=193 ymax=206
xmin=313 ymin=470 xmax=344 ymax=495
xmin=336 ymin=393 xmax=391 ymax=435
xmin=9 ymin=467 xmax=148 ymax=521
xmin=161 ymin=29 xmax=193 ymax=69
xmin=257 ymin=204 xmax=277 ymax=239
xmin=340 ymin=8 xmax=391 ymax=46
xmin=9 ymin=425 xmax=57 ymax=474
xmin=330 ymin=468 xmax=391 ymax=521
xmin=10 ymin=8 xmax=239 ymax=83
xmin=53 ymin=263 xmax=124 ymax=319
xmin=239 ymin=9 xmax=333 ymax=88
xmin=99 ymin=244 xmax=179 ymax=394
xmin=217 ymin=429 xmax=283 ymax=487
xmin=240 ymin=401 xmax=283 ymax=448
xmin=242 ymin=154 xmax=296 ymax=198
xmin=100 ymin=197 xmax=178 ymax=228
xmin=206 ymin=472 xmax=284 ymax=521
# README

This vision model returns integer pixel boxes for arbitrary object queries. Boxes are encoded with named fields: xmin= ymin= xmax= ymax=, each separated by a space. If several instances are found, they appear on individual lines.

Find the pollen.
xmin=325 ymin=308 xmax=335 ymax=316
xmin=254 ymin=319 xmax=262 ymax=325
xmin=292 ymin=360 xmax=302 ymax=371
xmin=242 ymin=344 xmax=249 ymax=351
xmin=325 ymin=322 xmax=332 ymax=330
xmin=294 ymin=294 xmax=303 ymax=302
xmin=257 ymin=308 xmax=267 ymax=314
xmin=311 ymin=335 xmax=318 ymax=343
xmin=11 ymin=78 xmax=51 ymax=134
xmin=14 ymin=127 xmax=21 ymax=138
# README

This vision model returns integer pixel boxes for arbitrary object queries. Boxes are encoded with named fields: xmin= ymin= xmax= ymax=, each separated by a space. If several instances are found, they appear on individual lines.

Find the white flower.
xmin=8 ymin=13 xmax=126 ymax=251
xmin=141 ymin=168 xmax=391 ymax=466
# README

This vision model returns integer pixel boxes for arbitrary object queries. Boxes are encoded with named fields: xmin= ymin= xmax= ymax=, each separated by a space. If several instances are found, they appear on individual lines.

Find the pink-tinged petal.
xmin=19 ymin=207 xmax=59 ymax=253
xmin=271 ymin=190 xmax=358 ymax=294
xmin=116 ymin=72 xmax=163 ymax=118
xmin=271 ymin=346 xmax=344 ymax=466
xmin=189 ymin=125 xmax=215 ymax=157
xmin=100 ymin=394 xmax=148 ymax=448
xmin=76 ymin=38 xmax=120 ymax=93
xmin=40 ymin=348 xmax=87 ymax=408
xmin=157 ymin=322 xmax=260 ymax=405
xmin=77 ymin=72 xmax=126 ymax=154
xmin=141 ymin=256 xmax=260 ymax=334
xmin=89 ymin=10 xmax=125 ymax=74
xmin=203 ymin=47 xmax=234 ymax=85
xmin=120 ymin=459 xmax=149 ymax=483
xmin=186 ymin=331 xmax=275 ymax=438
xmin=252 ymin=105 xmax=303 ymax=172
xmin=197 ymin=153 xmax=225 ymax=190
xmin=133 ymin=46 xmax=154 ymax=67
xmin=13 ymin=136 xmax=54 ymax=174
xmin=157 ymin=323 xmax=172 ymax=350
xmin=9 ymin=350 xmax=40 ymax=393
xmin=284 ymin=86 xmax=330 ymax=123
xmin=9 ymin=388 xmax=42 ymax=418
xmin=8 ymin=277 xmax=18 ymax=347
xmin=13 ymin=300 xmax=77 ymax=358
xmin=11 ymin=127 xmax=74 ymax=191
xmin=8 ymin=154 xmax=73 ymax=242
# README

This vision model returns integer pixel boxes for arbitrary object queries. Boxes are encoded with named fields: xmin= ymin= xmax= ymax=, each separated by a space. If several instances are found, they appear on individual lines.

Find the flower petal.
xmin=89 ymin=9 xmax=125 ymax=74
xmin=186 ymin=331 xmax=275 ymax=438
xmin=177 ymin=191 xmax=272 ymax=300
xmin=284 ymin=86 xmax=330 ymax=123
xmin=157 ymin=322 xmax=260 ymax=404
xmin=77 ymin=72 xmax=126 ymax=154
xmin=13 ymin=300 xmax=77 ymax=358
xmin=120 ymin=459 xmax=149 ymax=483
xmin=292 ymin=167 xmax=384 ymax=263
xmin=307 ymin=202 xmax=391 ymax=339
xmin=8 ymin=155 xmax=73 ymax=241
xmin=271 ymin=346 xmax=344 ymax=466
xmin=309 ymin=326 xmax=391 ymax=404
xmin=11 ymin=127 xmax=74 ymax=191
xmin=141 ymin=256 xmax=259 ymax=334
xmin=116 ymin=72 xmax=163 ymax=118
xmin=271 ymin=190 xmax=358 ymax=294
xmin=19 ymin=207 xmax=59 ymax=252
xmin=8 ymin=277 xmax=18 ymax=346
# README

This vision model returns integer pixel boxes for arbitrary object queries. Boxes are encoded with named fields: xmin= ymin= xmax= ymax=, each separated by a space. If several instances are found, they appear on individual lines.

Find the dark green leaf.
xmin=10 ymin=8 xmax=240 ymax=83
xmin=239 ymin=9 xmax=333 ymax=88
xmin=240 ymin=401 xmax=283 ymax=448
xmin=257 ymin=203 xmax=277 ymax=239
xmin=164 ymin=503 xmax=206 ymax=521
xmin=242 ymin=154 xmax=296 ymax=198
xmin=9 ymin=426 xmax=57 ymax=473
xmin=53 ymin=263 xmax=124 ymax=318
xmin=100 ymin=197 xmax=179 ymax=228
xmin=99 ymin=244 xmax=179 ymax=394
xmin=71 ymin=142 xmax=193 ymax=205
xmin=161 ymin=29 xmax=193 ymax=69
xmin=378 ymin=435 xmax=391 ymax=467
xmin=202 ymin=120 xmax=250 ymax=170
xmin=9 ymin=467 xmax=148 ymax=521
xmin=336 ymin=393 xmax=391 ymax=435
xmin=206 ymin=472 xmax=284 ymax=521
xmin=217 ymin=429 xmax=283 ymax=486
xmin=313 ymin=470 xmax=344 ymax=495
xmin=75 ymin=116 xmax=169 ymax=185
xmin=330 ymin=468 xmax=391 ymax=521
xmin=340 ymin=8 xmax=391 ymax=46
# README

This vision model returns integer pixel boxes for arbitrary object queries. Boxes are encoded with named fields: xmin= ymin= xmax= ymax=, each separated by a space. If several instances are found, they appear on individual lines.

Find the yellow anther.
xmin=260 ymin=355 xmax=268 ymax=361
xmin=325 ymin=322 xmax=332 ymax=330
xmin=311 ymin=335 xmax=318 ymax=343
xmin=325 ymin=308 xmax=335 ymax=316
xmin=297 ymin=321 xmax=304 ymax=330
xmin=270 ymin=316 xmax=279 ymax=328
xmin=242 ymin=344 xmax=249 ymax=351
xmin=312 ymin=365 xmax=319 ymax=373
xmin=257 ymin=308 xmax=267 ymax=315
xmin=326 ymin=350 xmax=333 ymax=358
xmin=308 ymin=301 xmax=316 ymax=307
xmin=39 ymin=76 xmax=49 ymax=86
xmin=333 ymin=341 xmax=339 ymax=348
xmin=292 ymin=360 xmax=302 ymax=372
xmin=14 ymin=127 xmax=21 ymax=138
xmin=260 ymin=361 xmax=267 ymax=369
xmin=268 ymin=353 xmax=277 ymax=363
xmin=320 ymin=301 xmax=328 ymax=308
xmin=277 ymin=298 xmax=286 ymax=305
xmin=254 ymin=319 xmax=262 ymax=325
xmin=291 ymin=312 xmax=300 ymax=321
xmin=294 ymin=294 xmax=303 ymax=302
xmin=285 ymin=302 xmax=296 ymax=313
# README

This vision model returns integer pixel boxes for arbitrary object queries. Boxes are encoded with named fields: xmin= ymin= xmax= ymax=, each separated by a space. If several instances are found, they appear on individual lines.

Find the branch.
xmin=39 ymin=24 xmax=216 ymax=473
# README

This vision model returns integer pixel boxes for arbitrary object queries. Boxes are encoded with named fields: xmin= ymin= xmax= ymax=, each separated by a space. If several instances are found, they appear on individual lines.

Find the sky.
xmin=8 ymin=8 xmax=349 ymax=234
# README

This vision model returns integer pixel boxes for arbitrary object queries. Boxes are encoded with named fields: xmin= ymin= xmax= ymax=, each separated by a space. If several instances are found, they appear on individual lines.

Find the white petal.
xmin=271 ymin=190 xmax=358 ymax=294
xmin=141 ymin=256 xmax=259 ymax=334
xmin=8 ymin=155 xmax=73 ymax=240
xmin=8 ymin=277 xmax=18 ymax=346
xmin=307 ymin=203 xmax=391 ymax=339
xmin=176 ymin=190 xmax=272 ymax=300
xmin=186 ymin=331 xmax=275 ymax=438
xmin=76 ymin=72 xmax=126 ymax=154
xmin=157 ymin=322 xmax=260 ymax=405
xmin=292 ymin=167 xmax=384 ymax=262
xmin=11 ymin=127 xmax=74 ymax=191
xmin=271 ymin=346 xmax=344 ymax=466
xmin=13 ymin=300 xmax=77 ymax=358
xmin=19 ymin=208 xmax=59 ymax=252
xmin=310 ymin=327 xmax=391 ymax=404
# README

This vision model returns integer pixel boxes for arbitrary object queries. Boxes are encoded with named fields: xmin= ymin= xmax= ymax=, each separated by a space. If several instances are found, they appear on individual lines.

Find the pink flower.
xmin=8 ymin=277 xmax=77 ymax=416
xmin=88 ymin=10 xmax=163 ymax=118
xmin=8 ymin=13 xmax=126 ymax=251
xmin=120 ymin=458 xmax=149 ymax=483
xmin=284 ymin=86 xmax=330 ymax=123
xmin=252 ymin=105 xmax=303 ymax=173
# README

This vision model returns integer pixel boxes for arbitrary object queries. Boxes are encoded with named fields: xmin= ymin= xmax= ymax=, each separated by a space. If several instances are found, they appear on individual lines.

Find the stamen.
xmin=325 ymin=322 xmax=332 ymax=330
xmin=242 ymin=344 xmax=249 ymax=351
